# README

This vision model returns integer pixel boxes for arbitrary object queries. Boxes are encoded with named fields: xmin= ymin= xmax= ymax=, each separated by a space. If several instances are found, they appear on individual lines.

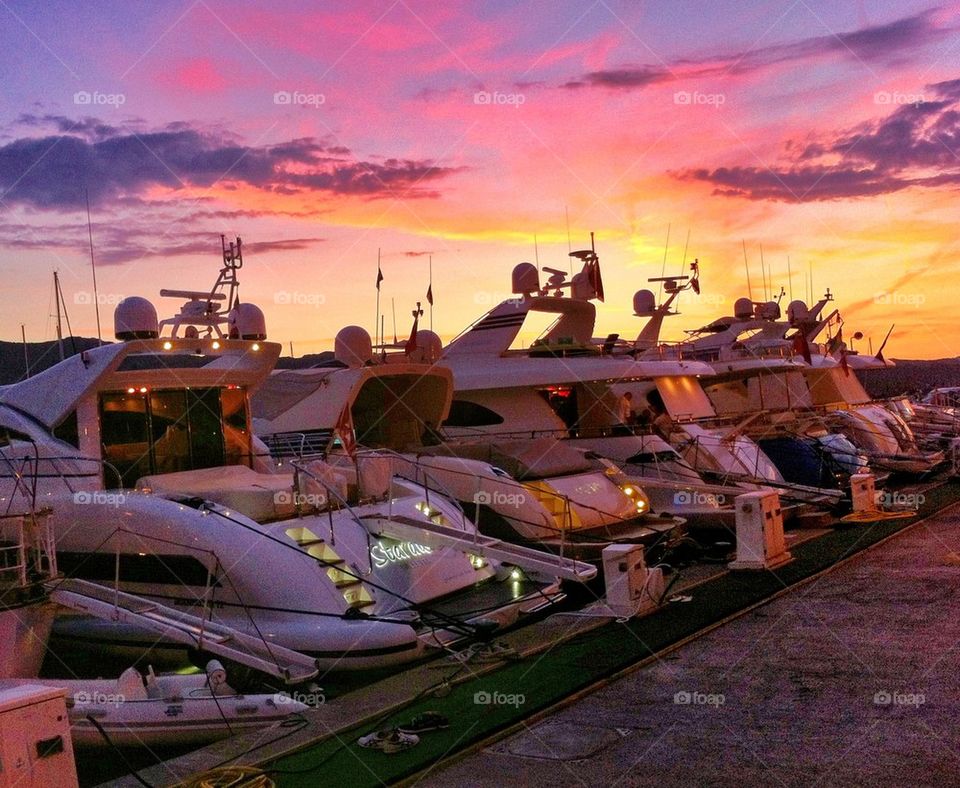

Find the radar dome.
xmin=512 ymin=262 xmax=540 ymax=295
xmin=335 ymin=325 xmax=373 ymax=367
xmin=228 ymin=303 xmax=267 ymax=340
xmin=786 ymin=299 xmax=809 ymax=325
xmin=756 ymin=300 xmax=781 ymax=320
xmin=733 ymin=297 xmax=754 ymax=319
xmin=408 ymin=330 xmax=443 ymax=363
xmin=633 ymin=289 xmax=657 ymax=316
xmin=114 ymin=297 xmax=159 ymax=340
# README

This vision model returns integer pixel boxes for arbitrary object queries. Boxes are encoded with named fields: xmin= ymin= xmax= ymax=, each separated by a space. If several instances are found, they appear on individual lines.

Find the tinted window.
xmin=443 ymin=400 xmax=504 ymax=428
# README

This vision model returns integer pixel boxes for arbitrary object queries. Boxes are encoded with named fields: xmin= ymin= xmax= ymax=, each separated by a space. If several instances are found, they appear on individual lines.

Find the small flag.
xmin=840 ymin=348 xmax=850 ymax=376
xmin=335 ymin=406 xmax=357 ymax=458
xmin=405 ymin=312 xmax=420 ymax=354
xmin=426 ymin=283 xmax=433 ymax=306
xmin=792 ymin=332 xmax=813 ymax=364
xmin=376 ymin=266 xmax=384 ymax=291
xmin=588 ymin=259 xmax=605 ymax=302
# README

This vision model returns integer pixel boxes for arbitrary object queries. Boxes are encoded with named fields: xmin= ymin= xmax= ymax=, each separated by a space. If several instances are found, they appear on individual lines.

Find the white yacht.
xmin=252 ymin=325 xmax=664 ymax=564
xmin=0 ymin=241 xmax=581 ymax=671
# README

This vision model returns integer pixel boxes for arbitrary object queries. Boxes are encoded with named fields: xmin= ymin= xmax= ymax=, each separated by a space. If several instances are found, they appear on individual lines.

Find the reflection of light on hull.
xmin=370 ymin=540 xmax=434 ymax=568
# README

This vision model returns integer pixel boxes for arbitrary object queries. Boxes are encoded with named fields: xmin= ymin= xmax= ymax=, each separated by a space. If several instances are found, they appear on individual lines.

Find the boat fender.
xmin=206 ymin=659 xmax=228 ymax=692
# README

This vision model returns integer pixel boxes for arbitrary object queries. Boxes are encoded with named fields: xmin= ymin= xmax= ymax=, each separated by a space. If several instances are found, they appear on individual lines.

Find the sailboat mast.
xmin=54 ymin=271 xmax=64 ymax=361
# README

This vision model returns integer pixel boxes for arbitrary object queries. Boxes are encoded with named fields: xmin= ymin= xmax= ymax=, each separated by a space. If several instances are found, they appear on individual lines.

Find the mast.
xmin=53 ymin=271 xmax=64 ymax=361
xmin=85 ymin=189 xmax=103 ymax=345
xmin=742 ymin=240 xmax=753 ymax=301
xmin=21 ymin=324 xmax=30 ymax=379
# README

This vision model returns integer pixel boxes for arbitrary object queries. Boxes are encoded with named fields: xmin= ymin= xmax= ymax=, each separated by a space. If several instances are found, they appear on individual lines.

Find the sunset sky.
xmin=1 ymin=1 xmax=959 ymax=358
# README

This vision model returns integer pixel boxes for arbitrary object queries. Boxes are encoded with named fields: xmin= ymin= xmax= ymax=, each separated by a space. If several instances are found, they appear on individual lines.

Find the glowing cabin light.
xmin=162 ymin=341 xmax=173 ymax=350
xmin=212 ymin=340 xmax=221 ymax=350
xmin=127 ymin=388 xmax=135 ymax=394
xmin=622 ymin=486 xmax=635 ymax=497
xmin=510 ymin=568 xmax=523 ymax=581
xmin=251 ymin=342 xmax=260 ymax=352
xmin=139 ymin=387 xmax=148 ymax=394
xmin=469 ymin=554 xmax=487 ymax=570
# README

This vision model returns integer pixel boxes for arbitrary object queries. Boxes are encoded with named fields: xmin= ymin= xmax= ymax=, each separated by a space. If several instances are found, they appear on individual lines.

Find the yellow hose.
xmin=174 ymin=766 xmax=274 ymax=788
xmin=840 ymin=509 xmax=917 ymax=523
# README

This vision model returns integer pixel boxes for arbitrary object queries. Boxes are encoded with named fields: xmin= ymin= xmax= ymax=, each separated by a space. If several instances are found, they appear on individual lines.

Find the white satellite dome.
xmin=335 ymin=326 xmax=373 ymax=367
xmin=228 ymin=303 xmax=267 ymax=340
xmin=633 ymin=289 xmax=657 ymax=316
xmin=787 ymin=299 xmax=810 ymax=325
xmin=512 ymin=262 xmax=540 ymax=295
xmin=114 ymin=297 xmax=159 ymax=340
xmin=408 ymin=330 xmax=443 ymax=363
xmin=733 ymin=297 xmax=754 ymax=319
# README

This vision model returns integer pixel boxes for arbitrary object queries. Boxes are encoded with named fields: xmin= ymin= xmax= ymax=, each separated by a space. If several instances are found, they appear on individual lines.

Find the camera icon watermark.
xmin=274 ymin=291 xmax=326 ymax=307
xmin=873 ymin=291 xmax=925 ymax=307
xmin=73 ymin=690 xmax=126 ymax=707
xmin=673 ymin=690 xmax=725 ymax=707
xmin=674 ymin=91 xmax=725 ymax=107
xmin=74 ymin=90 xmax=126 ymax=107
xmin=276 ymin=689 xmax=326 ymax=707
xmin=473 ymin=490 xmax=526 ymax=508
xmin=275 ymin=490 xmax=327 ymax=508
xmin=75 ymin=291 xmax=126 ymax=306
xmin=874 ymin=91 xmax=924 ymax=107
xmin=673 ymin=490 xmax=725 ymax=507
xmin=874 ymin=689 xmax=924 ymax=707
xmin=274 ymin=90 xmax=325 ymax=108
xmin=474 ymin=690 xmax=525 ymax=707
xmin=473 ymin=91 xmax=526 ymax=108
xmin=74 ymin=490 xmax=127 ymax=508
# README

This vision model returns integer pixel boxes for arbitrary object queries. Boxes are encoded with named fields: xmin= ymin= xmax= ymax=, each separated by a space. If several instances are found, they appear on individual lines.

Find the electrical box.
xmin=850 ymin=474 xmax=877 ymax=512
xmin=728 ymin=490 xmax=792 ymax=571
xmin=0 ymin=685 xmax=77 ymax=788
xmin=602 ymin=543 xmax=664 ymax=618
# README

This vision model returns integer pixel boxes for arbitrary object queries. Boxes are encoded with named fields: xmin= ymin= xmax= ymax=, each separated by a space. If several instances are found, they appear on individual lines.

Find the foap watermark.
xmin=474 ymin=690 xmax=525 ymax=708
xmin=674 ymin=91 xmax=725 ymax=107
xmin=875 ymin=491 xmax=924 ymax=509
xmin=275 ymin=490 xmax=327 ymax=508
xmin=874 ymin=291 xmax=925 ymax=307
xmin=274 ymin=90 xmax=325 ymax=108
xmin=874 ymin=91 xmax=925 ymax=108
xmin=473 ymin=291 xmax=523 ymax=306
xmin=674 ymin=690 xmax=725 ymax=707
xmin=74 ymin=491 xmax=126 ymax=508
xmin=673 ymin=490 xmax=726 ymax=507
xmin=277 ymin=689 xmax=326 ymax=707
xmin=874 ymin=690 xmax=925 ymax=707
xmin=74 ymin=90 xmax=126 ymax=107
xmin=473 ymin=90 xmax=525 ymax=108
xmin=474 ymin=490 xmax=527 ymax=508
xmin=274 ymin=290 xmax=326 ymax=308
xmin=75 ymin=291 xmax=126 ymax=306
xmin=74 ymin=690 xmax=125 ymax=707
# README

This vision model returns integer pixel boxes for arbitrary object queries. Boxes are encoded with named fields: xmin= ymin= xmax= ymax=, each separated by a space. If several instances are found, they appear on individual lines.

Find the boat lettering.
xmin=370 ymin=540 xmax=433 ymax=568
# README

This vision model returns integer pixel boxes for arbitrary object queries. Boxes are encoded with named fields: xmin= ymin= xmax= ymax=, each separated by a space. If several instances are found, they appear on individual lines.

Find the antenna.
xmin=659 ymin=224 xmax=671 ymax=300
xmin=565 ymin=206 xmax=572 ymax=272
xmin=742 ymin=240 xmax=753 ymax=301
xmin=85 ymin=189 xmax=103 ymax=345
xmin=534 ymin=234 xmax=539 ymax=266
xmin=759 ymin=243 xmax=768 ymax=300
xmin=787 ymin=255 xmax=793 ymax=301
xmin=289 ymin=341 xmax=294 ymax=357
xmin=392 ymin=297 xmax=398 ymax=344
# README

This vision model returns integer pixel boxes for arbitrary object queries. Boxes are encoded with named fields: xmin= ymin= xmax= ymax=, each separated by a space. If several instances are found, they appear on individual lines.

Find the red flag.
xmin=588 ymin=260 xmax=605 ymax=301
xmin=840 ymin=349 xmax=850 ymax=376
xmin=405 ymin=313 xmax=420 ymax=354
xmin=426 ymin=284 xmax=433 ymax=306
xmin=335 ymin=406 xmax=357 ymax=457
xmin=792 ymin=332 xmax=813 ymax=364
xmin=376 ymin=266 xmax=383 ymax=291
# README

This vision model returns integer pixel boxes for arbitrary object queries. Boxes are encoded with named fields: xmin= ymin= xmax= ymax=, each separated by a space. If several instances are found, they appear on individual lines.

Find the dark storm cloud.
xmin=563 ymin=9 xmax=947 ymax=91
xmin=0 ymin=122 xmax=459 ymax=210
xmin=680 ymin=78 xmax=960 ymax=201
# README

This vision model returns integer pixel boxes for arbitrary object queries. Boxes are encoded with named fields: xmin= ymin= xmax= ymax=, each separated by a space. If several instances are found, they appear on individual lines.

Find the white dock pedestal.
xmin=0 ymin=685 xmax=78 ymax=788
xmin=728 ymin=490 xmax=792 ymax=571
xmin=850 ymin=474 xmax=878 ymax=512
xmin=602 ymin=543 xmax=665 ymax=618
